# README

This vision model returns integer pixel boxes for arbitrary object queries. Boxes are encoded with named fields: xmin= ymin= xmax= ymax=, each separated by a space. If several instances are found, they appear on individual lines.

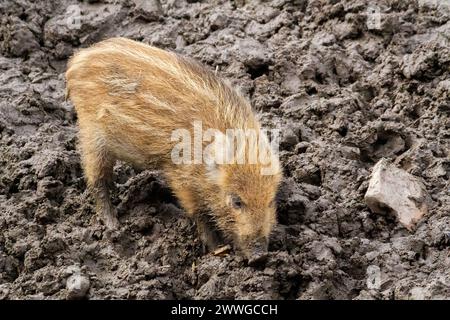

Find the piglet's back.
xmin=66 ymin=37 xmax=254 ymax=134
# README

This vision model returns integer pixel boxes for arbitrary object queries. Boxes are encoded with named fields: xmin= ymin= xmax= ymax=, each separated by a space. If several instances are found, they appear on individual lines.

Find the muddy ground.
xmin=0 ymin=0 xmax=449 ymax=300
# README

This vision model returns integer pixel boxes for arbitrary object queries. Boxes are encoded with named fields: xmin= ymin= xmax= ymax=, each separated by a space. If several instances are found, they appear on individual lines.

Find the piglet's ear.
xmin=205 ymin=159 xmax=220 ymax=183
xmin=204 ymin=147 xmax=221 ymax=183
xmin=203 ymin=130 xmax=230 ymax=183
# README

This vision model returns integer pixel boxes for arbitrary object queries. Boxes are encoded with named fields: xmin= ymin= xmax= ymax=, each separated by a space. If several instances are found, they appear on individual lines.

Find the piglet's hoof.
xmin=102 ymin=212 xmax=120 ymax=230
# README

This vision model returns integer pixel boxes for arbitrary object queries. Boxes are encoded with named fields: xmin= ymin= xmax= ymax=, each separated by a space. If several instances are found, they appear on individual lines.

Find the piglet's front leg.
xmin=194 ymin=213 xmax=224 ymax=254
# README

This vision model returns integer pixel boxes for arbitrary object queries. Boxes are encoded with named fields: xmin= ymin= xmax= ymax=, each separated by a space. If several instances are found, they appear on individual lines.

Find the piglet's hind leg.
xmin=79 ymin=125 xmax=119 ymax=229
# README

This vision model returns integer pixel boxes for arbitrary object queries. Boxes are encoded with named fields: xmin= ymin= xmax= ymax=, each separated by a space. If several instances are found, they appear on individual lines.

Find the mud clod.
xmin=365 ymin=158 xmax=430 ymax=231
xmin=66 ymin=273 xmax=90 ymax=299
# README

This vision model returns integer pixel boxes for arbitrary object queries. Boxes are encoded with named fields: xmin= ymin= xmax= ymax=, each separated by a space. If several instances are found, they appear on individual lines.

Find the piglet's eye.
xmin=230 ymin=194 xmax=244 ymax=209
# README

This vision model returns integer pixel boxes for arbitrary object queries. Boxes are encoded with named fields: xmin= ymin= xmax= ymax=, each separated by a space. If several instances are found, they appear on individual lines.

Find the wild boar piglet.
xmin=66 ymin=37 xmax=282 ymax=264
